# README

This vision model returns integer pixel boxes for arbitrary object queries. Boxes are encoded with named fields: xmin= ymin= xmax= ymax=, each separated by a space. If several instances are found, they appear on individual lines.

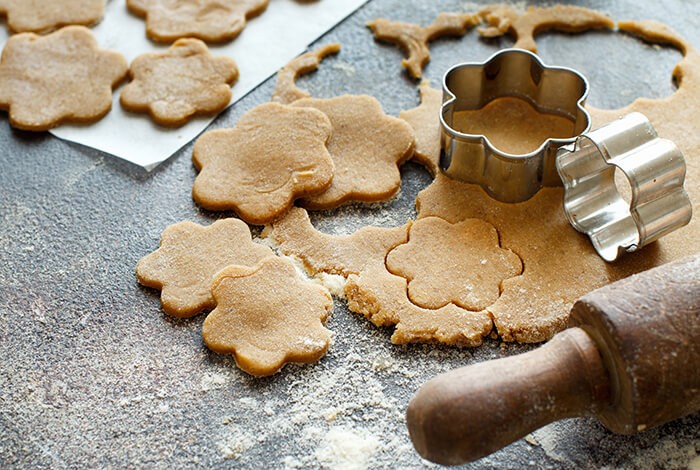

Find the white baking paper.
xmin=0 ymin=0 xmax=369 ymax=170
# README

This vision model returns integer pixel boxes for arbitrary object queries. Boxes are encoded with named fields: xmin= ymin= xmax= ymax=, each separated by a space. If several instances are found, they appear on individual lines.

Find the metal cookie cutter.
xmin=556 ymin=112 xmax=692 ymax=262
xmin=440 ymin=48 xmax=591 ymax=202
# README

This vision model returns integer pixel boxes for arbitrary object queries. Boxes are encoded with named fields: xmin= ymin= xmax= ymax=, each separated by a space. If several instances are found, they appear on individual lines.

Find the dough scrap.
xmin=271 ymin=43 xmax=340 ymax=105
xmin=399 ymin=80 xmax=442 ymax=175
xmin=477 ymin=4 xmax=614 ymax=52
xmin=0 ymin=0 xmax=105 ymax=34
xmin=386 ymin=217 xmax=522 ymax=311
xmin=192 ymin=102 xmax=334 ymax=225
xmin=136 ymin=218 xmax=273 ymax=318
xmin=453 ymin=96 xmax=577 ymax=155
xmin=292 ymin=94 xmax=416 ymax=209
xmin=127 ymin=0 xmax=269 ymax=43
xmin=367 ymin=12 xmax=480 ymax=79
xmin=271 ymin=207 xmax=409 ymax=277
xmin=202 ymin=256 xmax=333 ymax=377
xmin=345 ymin=264 xmax=493 ymax=346
xmin=120 ymin=38 xmax=239 ymax=127
xmin=0 ymin=26 xmax=127 ymax=131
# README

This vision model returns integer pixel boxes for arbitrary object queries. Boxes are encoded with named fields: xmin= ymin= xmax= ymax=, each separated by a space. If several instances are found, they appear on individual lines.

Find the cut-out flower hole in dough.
xmin=386 ymin=217 xmax=522 ymax=311
xmin=203 ymin=256 xmax=333 ymax=377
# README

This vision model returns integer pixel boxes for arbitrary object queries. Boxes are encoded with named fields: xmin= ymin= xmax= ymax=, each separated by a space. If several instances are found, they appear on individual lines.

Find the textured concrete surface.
xmin=1 ymin=1 xmax=699 ymax=468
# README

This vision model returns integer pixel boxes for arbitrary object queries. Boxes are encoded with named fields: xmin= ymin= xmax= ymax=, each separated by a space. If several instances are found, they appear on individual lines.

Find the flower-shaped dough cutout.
xmin=0 ymin=26 xmax=127 ymax=131
xmin=386 ymin=217 xmax=522 ymax=311
xmin=127 ymin=0 xmax=269 ymax=43
xmin=292 ymin=95 xmax=415 ymax=209
xmin=0 ymin=0 xmax=105 ymax=34
xmin=202 ymin=256 xmax=333 ymax=377
xmin=136 ymin=218 xmax=273 ymax=318
xmin=193 ymin=102 xmax=334 ymax=224
xmin=120 ymin=38 xmax=238 ymax=127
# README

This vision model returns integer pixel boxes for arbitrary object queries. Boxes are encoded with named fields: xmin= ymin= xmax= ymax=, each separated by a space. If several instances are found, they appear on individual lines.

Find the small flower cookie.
xmin=120 ymin=38 xmax=239 ymax=127
xmin=0 ymin=26 xmax=127 ymax=131
xmin=136 ymin=218 xmax=273 ymax=318
xmin=192 ymin=102 xmax=334 ymax=225
xmin=127 ymin=0 xmax=269 ymax=43
xmin=203 ymin=256 xmax=333 ymax=376
xmin=0 ymin=0 xmax=105 ymax=34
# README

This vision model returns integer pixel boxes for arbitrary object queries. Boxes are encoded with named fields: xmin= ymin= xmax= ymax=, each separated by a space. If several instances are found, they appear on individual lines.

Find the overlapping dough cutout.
xmin=192 ymin=102 xmax=334 ymax=225
xmin=203 ymin=256 xmax=333 ymax=377
xmin=136 ymin=218 xmax=273 ymax=318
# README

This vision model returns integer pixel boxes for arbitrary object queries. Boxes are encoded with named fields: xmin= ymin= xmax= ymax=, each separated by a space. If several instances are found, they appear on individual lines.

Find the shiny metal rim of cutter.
xmin=556 ymin=112 xmax=692 ymax=262
xmin=439 ymin=48 xmax=591 ymax=203
xmin=440 ymin=49 xmax=692 ymax=262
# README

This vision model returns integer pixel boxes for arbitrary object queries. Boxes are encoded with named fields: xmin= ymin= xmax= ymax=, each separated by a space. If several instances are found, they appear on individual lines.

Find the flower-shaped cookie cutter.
xmin=440 ymin=48 xmax=591 ymax=202
xmin=556 ymin=112 xmax=692 ymax=262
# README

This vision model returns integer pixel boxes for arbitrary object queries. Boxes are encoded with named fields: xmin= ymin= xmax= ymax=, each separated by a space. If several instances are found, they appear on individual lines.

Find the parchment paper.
xmin=0 ymin=0 xmax=369 ymax=170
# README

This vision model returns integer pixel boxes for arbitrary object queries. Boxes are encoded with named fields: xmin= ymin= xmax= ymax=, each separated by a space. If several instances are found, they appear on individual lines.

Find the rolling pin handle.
xmin=406 ymin=327 xmax=610 ymax=466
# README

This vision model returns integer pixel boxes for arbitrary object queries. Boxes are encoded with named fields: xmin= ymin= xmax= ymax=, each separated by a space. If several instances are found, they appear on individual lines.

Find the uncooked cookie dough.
xmin=126 ymin=0 xmax=269 ymax=43
xmin=0 ymin=26 xmax=127 ymax=131
xmin=367 ymin=12 xmax=480 ymax=79
xmin=453 ymin=96 xmax=577 ymax=155
xmin=120 ymin=38 xmax=238 ymax=127
xmin=0 ymin=0 xmax=105 ymax=34
xmin=292 ymin=95 xmax=416 ymax=209
xmin=271 ymin=11 xmax=699 ymax=345
xmin=192 ymin=102 xmax=334 ymax=225
xmin=271 ymin=43 xmax=340 ymax=105
xmin=369 ymin=5 xmax=613 ymax=79
xmin=386 ymin=217 xmax=522 ymax=311
xmin=136 ymin=218 xmax=273 ymax=318
xmin=478 ymin=4 xmax=614 ymax=52
xmin=202 ymin=256 xmax=333 ymax=377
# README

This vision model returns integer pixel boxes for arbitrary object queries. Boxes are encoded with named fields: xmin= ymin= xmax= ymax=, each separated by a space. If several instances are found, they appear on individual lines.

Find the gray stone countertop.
xmin=1 ymin=0 xmax=698 ymax=468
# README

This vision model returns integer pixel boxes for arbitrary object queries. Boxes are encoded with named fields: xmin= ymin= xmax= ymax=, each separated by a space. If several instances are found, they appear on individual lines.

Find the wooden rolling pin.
xmin=406 ymin=254 xmax=700 ymax=466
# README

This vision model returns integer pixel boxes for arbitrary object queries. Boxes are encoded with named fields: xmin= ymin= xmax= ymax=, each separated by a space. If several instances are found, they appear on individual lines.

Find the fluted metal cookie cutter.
xmin=556 ymin=112 xmax=692 ymax=262
xmin=440 ymin=48 xmax=591 ymax=202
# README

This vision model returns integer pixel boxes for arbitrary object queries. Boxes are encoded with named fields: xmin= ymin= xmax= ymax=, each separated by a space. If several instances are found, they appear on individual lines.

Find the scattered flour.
xmin=315 ymin=427 xmax=380 ymax=470
xmin=218 ymin=424 xmax=256 ymax=460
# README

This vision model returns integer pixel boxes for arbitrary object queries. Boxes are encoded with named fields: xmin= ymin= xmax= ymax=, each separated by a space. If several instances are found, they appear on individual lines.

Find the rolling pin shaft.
xmin=406 ymin=254 xmax=700 ymax=465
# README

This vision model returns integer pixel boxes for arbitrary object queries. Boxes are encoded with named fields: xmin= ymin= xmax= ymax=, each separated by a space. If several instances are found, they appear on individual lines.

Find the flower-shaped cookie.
xmin=202 ymin=256 xmax=333 ymax=376
xmin=292 ymin=95 xmax=415 ymax=209
xmin=0 ymin=26 xmax=127 ymax=131
xmin=192 ymin=102 xmax=334 ymax=224
xmin=120 ymin=38 xmax=239 ymax=127
xmin=386 ymin=217 xmax=522 ymax=311
xmin=0 ymin=0 xmax=105 ymax=34
xmin=136 ymin=218 xmax=273 ymax=318
xmin=127 ymin=0 xmax=269 ymax=43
